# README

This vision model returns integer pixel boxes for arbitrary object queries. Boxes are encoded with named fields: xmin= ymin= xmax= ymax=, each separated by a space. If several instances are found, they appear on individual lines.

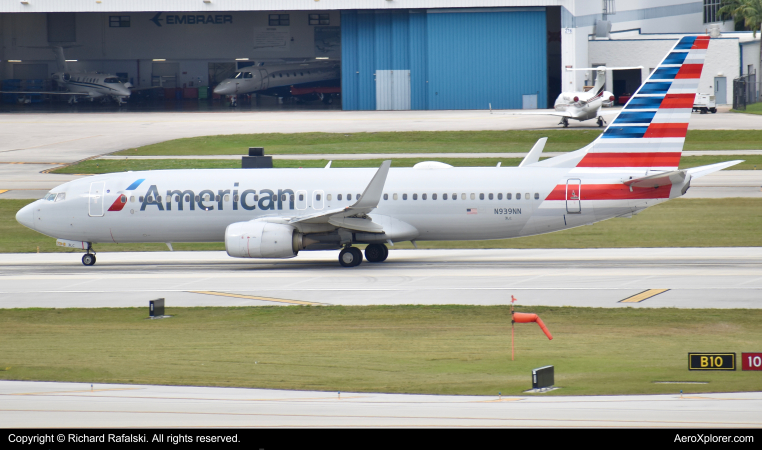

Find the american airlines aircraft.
xmin=16 ymin=36 xmax=741 ymax=267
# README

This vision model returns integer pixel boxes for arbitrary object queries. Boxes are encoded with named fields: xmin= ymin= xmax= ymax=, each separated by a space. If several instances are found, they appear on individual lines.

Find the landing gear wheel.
xmin=365 ymin=243 xmax=388 ymax=263
xmin=82 ymin=254 xmax=96 ymax=266
xmin=597 ymin=116 xmax=605 ymax=127
xmin=339 ymin=247 xmax=363 ymax=267
xmin=561 ymin=117 xmax=569 ymax=128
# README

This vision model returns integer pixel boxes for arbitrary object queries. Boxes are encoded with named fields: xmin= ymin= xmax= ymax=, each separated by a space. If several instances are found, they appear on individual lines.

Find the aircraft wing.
xmin=289 ymin=160 xmax=391 ymax=232
xmin=0 ymin=91 xmax=88 ymax=95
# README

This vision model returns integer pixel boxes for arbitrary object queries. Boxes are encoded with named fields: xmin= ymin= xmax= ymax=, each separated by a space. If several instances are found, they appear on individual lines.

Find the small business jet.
xmin=213 ymin=60 xmax=340 ymax=104
xmin=1 ymin=47 xmax=132 ymax=105
xmin=17 ymin=36 xmax=741 ymax=267
xmin=495 ymin=66 xmax=640 ymax=127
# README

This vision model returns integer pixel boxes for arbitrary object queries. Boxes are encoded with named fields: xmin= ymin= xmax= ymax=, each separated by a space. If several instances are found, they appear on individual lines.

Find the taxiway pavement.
xmin=1 ymin=248 xmax=759 ymax=309
xmin=1 ymin=380 xmax=759 ymax=428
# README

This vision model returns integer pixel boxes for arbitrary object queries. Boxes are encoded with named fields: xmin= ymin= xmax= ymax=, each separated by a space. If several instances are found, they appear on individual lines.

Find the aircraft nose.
xmin=16 ymin=202 xmax=35 ymax=230
xmin=213 ymin=82 xmax=232 ymax=95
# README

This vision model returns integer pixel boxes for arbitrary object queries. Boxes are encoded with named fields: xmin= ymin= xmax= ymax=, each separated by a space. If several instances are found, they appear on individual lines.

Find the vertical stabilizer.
xmin=52 ymin=46 xmax=67 ymax=72
xmin=577 ymin=35 xmax=709 ymax=170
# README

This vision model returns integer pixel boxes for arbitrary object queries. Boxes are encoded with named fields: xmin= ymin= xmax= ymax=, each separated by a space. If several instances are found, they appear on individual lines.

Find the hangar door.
xmin=341 ymin=9 xmax=547 ymax=110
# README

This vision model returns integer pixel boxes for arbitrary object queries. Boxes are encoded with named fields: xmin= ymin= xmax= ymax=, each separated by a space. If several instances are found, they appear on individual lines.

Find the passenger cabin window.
xmin=422 ymin=193 xmax=427 ymax=200
xmin=461 ymin=193 xmax=466 ymax=200
xmin=479 ymin=193 xmax=484 ymax=200
xmin=403 ymin=194 xmax=408 ymax=200
xmin=470 ymin=193 xmax=476 ymax=200
xmin=443 ymin=193 xmax=448 ymax=200
xmin=506 ymin=193 xmax=512 ymax=200
xmin=516 ymin=193 xmax=521 ymax=200
xmin=326 ymin=194 xmax=332 ymax=201
xmin=224 ymin=194 xmax=230 ymax=202
xmin=534 ymin=193 xmax=540 ymax=200
xmin=337 ymin=194 xmax=342 ymax=200
xmin=525 ymin=193 xmax=530 ymax=200
xmin=393 ymin=193 xmax=398 ymax=200
xmin=316 ymin=194 xmax=321 ymax=201
xmin=383 ymin=193 xmax=388 ymax=200
xmin=347 ymin=194 xmax=352 ymax=201
xmin=130 ymin=196 xmax=135 ymax=202
xmin=432 ymin=193 xmax=437 ymax=200
xmin=299 ymin=193 xmax=305 ymax=201
xmin=413 ymin=194 xmax=418 ymax=200
xmin=498 ymin=193 xmax=502 ymax=200
xmin=489 ymin=193 xmax=494 ymax=200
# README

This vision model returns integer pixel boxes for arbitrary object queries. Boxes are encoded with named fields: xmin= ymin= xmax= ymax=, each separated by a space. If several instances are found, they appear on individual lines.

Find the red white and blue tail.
xmin=577 ymin=35 xmax=709 ymax=170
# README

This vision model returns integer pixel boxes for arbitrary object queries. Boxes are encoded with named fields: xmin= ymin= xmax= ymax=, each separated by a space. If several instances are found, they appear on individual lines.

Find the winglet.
xmin=519 ymin=137 xmax=547 ymax=167
xmin=351 ymin=160 xmax=391 ymax=210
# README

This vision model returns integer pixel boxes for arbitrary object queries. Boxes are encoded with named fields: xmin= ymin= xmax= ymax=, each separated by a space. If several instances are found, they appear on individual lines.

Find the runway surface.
xmin=1 ymin=248 xmax=760 ymax=309
xmin=1 ymin=380 xmax=759 ymax=428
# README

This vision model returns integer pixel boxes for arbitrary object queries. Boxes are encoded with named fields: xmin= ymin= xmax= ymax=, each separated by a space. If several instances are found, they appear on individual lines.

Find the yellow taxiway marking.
xmin=619 ymin=289 xmax=670 ymax=303
xmin=189 ymin=290 xmax=327 ymax=306
xmin=0 ymin=190 xmax=8 ymax=195
xmin=11 ymin=387 xmax=141 ymax=396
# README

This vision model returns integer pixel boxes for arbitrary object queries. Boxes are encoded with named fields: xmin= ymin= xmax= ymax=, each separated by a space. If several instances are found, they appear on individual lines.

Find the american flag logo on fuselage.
xmin=577 ymin=35 xmax=709 ymax=170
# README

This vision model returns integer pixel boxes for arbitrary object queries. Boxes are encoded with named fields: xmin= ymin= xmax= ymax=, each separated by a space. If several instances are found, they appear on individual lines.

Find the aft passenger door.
xmin=88 ymin=181 xmax=105 ymax=217
xmin=566 ymin=178 xmax=581 ymax=214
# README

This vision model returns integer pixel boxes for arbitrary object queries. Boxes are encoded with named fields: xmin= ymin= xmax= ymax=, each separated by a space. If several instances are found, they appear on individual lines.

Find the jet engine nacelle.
xmin=225 ymin=221 xmax=302 ymax=258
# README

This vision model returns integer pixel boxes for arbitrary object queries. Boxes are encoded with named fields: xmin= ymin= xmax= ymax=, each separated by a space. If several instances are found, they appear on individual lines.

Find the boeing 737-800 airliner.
xmin=16 ymin=36 xmax=741 ymax=267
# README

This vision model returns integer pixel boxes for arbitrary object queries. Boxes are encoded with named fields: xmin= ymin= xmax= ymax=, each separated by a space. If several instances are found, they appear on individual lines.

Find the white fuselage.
xmin=51 ymin=72 xmax=132 ymax=101
xmin=18 ymin=165 xmax=679 ymax=246
xmin=553 ymin=90 xmax=614 ymax=121
xmin=213 ymin=62 xmax=340 ymax=96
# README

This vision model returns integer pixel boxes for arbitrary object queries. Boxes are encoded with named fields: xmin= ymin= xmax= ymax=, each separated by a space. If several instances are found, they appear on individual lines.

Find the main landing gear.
xmin=559 ymin=117 xmax=569 ymax=128
xmin=338 ymin=243 xmax=389 ymax=267
xmin=81 ymin=247 xmax=96 ymax=266
xmin=597 ymin=116 xmax=606 ymax=127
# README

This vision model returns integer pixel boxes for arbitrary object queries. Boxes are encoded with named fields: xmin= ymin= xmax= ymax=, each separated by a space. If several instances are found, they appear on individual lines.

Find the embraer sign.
xmin=150 ymin=12 xmax=233 ymax=27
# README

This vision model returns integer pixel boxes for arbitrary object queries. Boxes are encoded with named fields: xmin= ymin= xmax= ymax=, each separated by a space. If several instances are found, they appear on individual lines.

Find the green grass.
xmin=109 ymin=130 xmax=762 ymax=157
xmin=112 ymin=131 xmax=603 ymax=156
xmin=4 ymin=198 xmax=762 ymax=253
xmin=0 ymin=306 xmax=759 ymax=396
xmin=50 ymin=155 xmax=762 ymax=175
xmin=731 ymin=102 xmax=762 ymax=115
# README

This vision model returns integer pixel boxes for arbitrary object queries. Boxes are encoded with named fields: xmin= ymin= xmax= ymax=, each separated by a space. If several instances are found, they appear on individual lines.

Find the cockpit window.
xmin=103 ymin=78 xmax=119 ymax=83
xmin=244 ymin=72 xmax=253 ymax=78
xmin=55 ymin=193 xmax=66 ymax=202
xmin=232 ymin=72 xmax=244 ymax=79
xmin=45 ymin=193 xmax=56 ymax=201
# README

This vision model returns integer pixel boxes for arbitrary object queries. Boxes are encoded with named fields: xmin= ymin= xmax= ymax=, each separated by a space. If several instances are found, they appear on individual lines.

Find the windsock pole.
xmin=510 ymin=295 xmax=517 ymax=361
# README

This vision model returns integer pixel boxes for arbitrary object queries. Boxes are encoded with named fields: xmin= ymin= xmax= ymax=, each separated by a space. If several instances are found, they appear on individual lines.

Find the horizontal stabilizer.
xmin=686 ymin=160 xmax=744 ymax=179
xmin=519 ymin=137 xmax=547 ymax=167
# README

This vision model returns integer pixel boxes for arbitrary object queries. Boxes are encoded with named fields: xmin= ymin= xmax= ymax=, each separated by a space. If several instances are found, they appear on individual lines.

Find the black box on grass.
xmin=532 ymin=365 xmax=554 ymax=389
xmin=149 ymin=298 xmax=165 ymax=318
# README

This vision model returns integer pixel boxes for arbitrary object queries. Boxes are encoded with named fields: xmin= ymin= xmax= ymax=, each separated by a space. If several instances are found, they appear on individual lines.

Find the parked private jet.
xmin=496 ymin=66 xmax=641 ymax=127
xmin=1 ymin=47 xmax=132 ymax=105
xmin=17 ymin=36 xmax=741 ymax=267
xmin=213 ymin=60 xmax=340 ymax=104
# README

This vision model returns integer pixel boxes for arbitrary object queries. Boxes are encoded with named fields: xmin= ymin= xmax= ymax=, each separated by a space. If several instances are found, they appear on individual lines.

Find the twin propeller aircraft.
xmin=16 ymin=36 xmax=741 ymax=267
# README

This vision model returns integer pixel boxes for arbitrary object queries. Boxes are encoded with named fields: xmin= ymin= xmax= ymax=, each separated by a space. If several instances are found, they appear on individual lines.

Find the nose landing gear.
xmin=597 ymin=116 xmax=606 ymax=127
xmin=81 ymin=245 xmax=96 ymax=266
xmin=559 ymin=117 xmax=569 ymax=128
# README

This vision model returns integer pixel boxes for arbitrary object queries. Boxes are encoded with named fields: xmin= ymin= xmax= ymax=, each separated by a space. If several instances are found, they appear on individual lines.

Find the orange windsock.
xmin=512 ymin=312 xmax=553 ymax=340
